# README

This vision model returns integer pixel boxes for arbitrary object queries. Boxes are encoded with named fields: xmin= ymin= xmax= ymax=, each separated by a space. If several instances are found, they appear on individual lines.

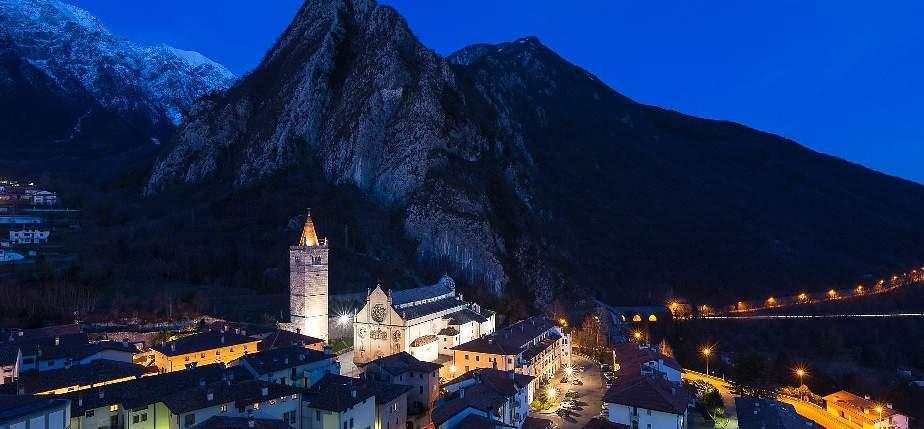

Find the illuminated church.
xmin=284 ymin=211 xmax=329 ymax=341
xmin=352 ymin=276 xmax=496 ymax=365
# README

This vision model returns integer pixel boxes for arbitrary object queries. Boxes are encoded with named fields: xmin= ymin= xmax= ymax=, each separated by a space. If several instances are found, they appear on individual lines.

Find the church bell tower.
xmin=289 ymin=209 xmax=329 ymax=341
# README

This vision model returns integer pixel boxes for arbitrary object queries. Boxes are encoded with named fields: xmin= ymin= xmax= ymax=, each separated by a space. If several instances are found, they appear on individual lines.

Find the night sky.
xmin=72 ymin=0 xmax=924 ymax=184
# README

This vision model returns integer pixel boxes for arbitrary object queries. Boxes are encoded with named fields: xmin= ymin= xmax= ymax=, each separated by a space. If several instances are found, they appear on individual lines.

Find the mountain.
xmin=145 ymin=0 xmax=924 ymax=306
xmin=0 ymin=0 xmax=234 ymax=158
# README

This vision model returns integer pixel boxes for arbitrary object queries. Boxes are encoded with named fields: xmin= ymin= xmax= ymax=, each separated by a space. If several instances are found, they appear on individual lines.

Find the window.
xmin=284 ymin=411 xmax=297 ymax=424
xmin=216 ymin=350 xmax=221 ymax=355
xmin=646 ymin=409 xmax=651 ymax=415
xmin=253 ymin=402 xmax=261 ymax=410
xmin=200 ymin=353 xmax=206 ymax=358
xmin=133 ymin=415 xmax=140 ymax=424
xmin=393 ymin=403 xmax=398 ymax=412
xmin=110 ymin=405 xmax=119 ymax=412
xmin=85 ymin=410 xmax=94 ymax=417
xmin=185 ymin=356 xmax=190 ymax=362
xmin=475 ymin=356 xmax=480 ymax=362
xmin=317 ymin=410 xmax=322 ymax=421
xmin=465 ymin=354 xmax=469 ymax=360
xmin=419 ymin=386 xmax=423 ymax=394
xmin=185 ymin=413 xmax=196 ymax=427
xmin=141 ymin=413 xmax=148 ymax=422
xmin=220 ymin=404 xmax=228 ymax=413
xmin=350 ymin=418 xmax=354 ymax=428
xmin=344 ymin=422 xmax=348 ymax=429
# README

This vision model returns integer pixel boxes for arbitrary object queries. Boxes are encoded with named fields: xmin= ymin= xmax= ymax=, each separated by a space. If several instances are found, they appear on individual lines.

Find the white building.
xmin=823 ymin=391 xmax=910 ymax=429
xmin=9 ymin=229 xmax=50 ymax=245
xmin=163 ymin=380 xmax=301 ymax=429
xmin=0 ymin=395 xmax=71 ymax=429
xmin=31 ymin=190 xmax=57 ymax=206
xmin=433 ymin=368 xmax=534 ymax=429
xmin=302 ymin=374 xmax=407 ymax=429
xmin=353 ymin=277 xmax=495 ymax=366
xmin=603 ymin=375 xmax=692 ymax=429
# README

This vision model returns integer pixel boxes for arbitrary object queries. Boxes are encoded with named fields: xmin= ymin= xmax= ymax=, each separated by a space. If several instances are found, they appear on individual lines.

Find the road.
xmin=779 ymin=396 xmax=852 ymax=429
xmin=531 ymin=355 xmax=606 ymax=429
xmin=682 ymin=370 xmax=738 ymax=429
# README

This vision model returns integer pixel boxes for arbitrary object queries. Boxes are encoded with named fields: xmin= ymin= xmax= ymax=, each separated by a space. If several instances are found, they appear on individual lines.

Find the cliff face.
xmin=147 ymin=0 xmax=924 ymax=304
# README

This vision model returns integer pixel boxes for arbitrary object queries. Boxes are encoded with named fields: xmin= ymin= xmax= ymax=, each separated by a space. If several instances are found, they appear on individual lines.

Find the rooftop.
xmin=163 ymin=380 xmax=299 ymax=414
xmin=362 ymin=351 xmax=442 ymax=377
xmin=822 ymin=390 xmax=903 ymax=423
xmin=602 ymin=374 xmax=692 ymax=415
xmin=302 ymin=374 xmax=377 ymax=412
xmin=434 ymin=369 xmax=534 ymax=425
xmin=256 ymin=329 xmax=324 ymax=351
xmin=19 ymin=359 xmax=151 ymax=394
xmin=452 ymin=316 xmax=556 ymax=355
xmin=0 ymin=394 xmax=70 ymax=421
xmin=390 ymin=275 xmax=456 ymax=307
xmin=447 ymin=308 xmax=490 ymax=325
xmin=194 ymin=417 xmax=294 ymax=429
xmin=582 ymin=417 xmax=629 ymax=429
xmin=736 ymin=398 xmax=815 ymax=429
xmin=153 ymin=331 xmax=258 ymax=356
xmin=240 ymin=345 xmax=333 ymax=375
xmin=297 ymin=212 xmax=320 ymax=247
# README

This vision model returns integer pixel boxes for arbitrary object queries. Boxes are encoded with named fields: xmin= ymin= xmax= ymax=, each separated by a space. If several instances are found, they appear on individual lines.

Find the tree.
xmin=659 ymin=339 xmax=674 ymax=358
xmin=730 ymin=351 xmax=779 ymax=399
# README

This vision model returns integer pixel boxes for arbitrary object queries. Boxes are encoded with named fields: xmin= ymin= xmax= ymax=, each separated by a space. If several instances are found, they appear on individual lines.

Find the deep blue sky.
xmin=73 ymin=0 xmax=924 ymax=184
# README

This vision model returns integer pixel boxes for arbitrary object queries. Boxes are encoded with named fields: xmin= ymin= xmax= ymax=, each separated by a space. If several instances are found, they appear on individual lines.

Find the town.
xmin=0 ymin=177 xmax=77 ymax=267
xmin=1 ymin=212 xmax=915 ymax=429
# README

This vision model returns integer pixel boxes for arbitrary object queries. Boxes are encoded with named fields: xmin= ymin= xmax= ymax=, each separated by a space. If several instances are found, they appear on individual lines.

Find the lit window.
xmin=220 ymin=404 xmax=228 ymax=413
xmin=253 ymin=403 xmax=260 ymax=410
xmin=292 ymin=394 xmax=298 ymax=400
xmin=110 ymin=405 xmax=119 ymax=412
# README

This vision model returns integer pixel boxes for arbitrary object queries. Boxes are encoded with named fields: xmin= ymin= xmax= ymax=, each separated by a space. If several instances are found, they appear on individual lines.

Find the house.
xmin=57 ymin=363 xmax=251 ymax=429
xmin=611 ymin=343 xmax=682 ymax=383
xmin=30 ymin=190 xmax=57 ymax=206
xmin=152 ymin=331 xmax=260 ymax=373
xmin=352 ymin=276 xmax=495 ymax=366
xmin=300 ymin=374 xmax=378 ymax=429
xmin=17 ymin=359 xmax=150 ymax=395
xmin=163 ymin=380 xmax=302 ymax=429
xmin=822 ymin=391 xmax=909 ymax=429
xmin=0 ymin=394 xmax=71 ymax=429
xmin=255 ymin=329 xmax=325 ymax=352
xmin=12 ymin=334 xmax=138 ymax=374
xmin=360 ymin=352 xmax=443 ymax=428
xmin=0 ymin=345 xmax=21 ymax=385
xmin=450 ymin=317 xmax=570 ymax=383
xmin=433 ymin=368 xmax=535 ymax=429
xmin=8 ymin=229 xmax=51 ymax=245
xmin=602 ymin=374 xmax=693 ymax=429
xmin=736 ymin=398 xmax=814 ymax=429
xmin=237 ymin=345 xmax=340 ymax=388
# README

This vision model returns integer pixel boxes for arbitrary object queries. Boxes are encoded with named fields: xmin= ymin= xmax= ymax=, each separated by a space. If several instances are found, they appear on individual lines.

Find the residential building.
xmin=238 ymin=345 xmax=340 ymax=388
xmin=360 ymin=352 xmax=442 ymax=428
xmin=823 ymin=391 xmax=909 ymax=429
xmin=450 ymin=317 xmax=569 ymax=383
xmin=255 ymin=329 xmax=325 ymax=352
xmin=0 ymin=345 xmax=21 ymax=385
xmin=602 ymin=374 xmax=692 ymax=429
xmin=17 ymin=359 xmax=150 ymax=395
xmin=352 ymin=276 xmax=495 ymax=366
xmin=433 ymin=368 xmax=535 ymax=429
xmin=9 ymin=229 xmax=50 ymax=245
xmin=58 ymin=363 xmax=250 ymax=429
xmin=611 ymin=343 xmax=681 ymax=383
xmin=30 ymin=191 xmax=57 ymax=206
xmin=163 ymin=380 xmax=301 ymax=429
xmin=736 ymin=398 xmax=814 ymax=429
xmin=301 ymin=374 xmax=378 ymax=429
xmin=194 ymin=416 xmax=294 ymax=429
xmin=0 ymin=395 xmax=70 ymax=429
xmin=151 ymin=331 xmax=260 ymax=373
xmin=5 ymin=331 xmax=137 ymax=375
xmin=285 ymin=212 xmax=330 ymax=341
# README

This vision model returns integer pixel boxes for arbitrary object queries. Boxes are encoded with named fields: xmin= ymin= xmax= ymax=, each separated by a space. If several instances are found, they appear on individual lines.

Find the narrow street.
xmin=531 ymin=355 xmax=606 ymax=429
xmin=682 ymin=370 xmax=739 ymax=429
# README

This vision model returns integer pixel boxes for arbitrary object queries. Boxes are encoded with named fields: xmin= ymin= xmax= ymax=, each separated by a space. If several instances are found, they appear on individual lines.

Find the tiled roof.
xmin=0 ymin=343 xmax=19 ymax=366
xmin=55 ymin=364 xmax=246 ymax=415
xmin=452 ymin=317 xmax=556 ymax=355
xmin=438 ymin=327 xmax=460 ymax=336
xmin=256 ymin=329 xmax=324 ymax=351
xmin=0 ymin=324 xmax=81 ymax=342
xmin=612 ymin=343 xmax=680 ymax=378
xmin=398 ymin=297 xmax=465 ymax=320
xmin=0 ymin=394 xmax=70 ymax=421
xmin=431 ymin=396 xmax=476 ymax=425
xmin=241 ymin=346 xmax=332 ymax=375
xmin=302 ymin=374 xmax=376 ymax=412
xmin=443 ymin=368 xmax=534 ymax=393
xmin=391 ymin=283 xmax=454 ymax=307
xmin=435 ymin=369 xmax=533 ymax=425
xmin=602 ymin=374 xmax=691 ymax=415
xmin=194 ymin=417 xmax=293 ymax=429
xmin=163 ymin=380 xmax=299 ymax=414
xmin=410 ymin=335 xmax=438 ymax=347
xmin=736 ymin=398 xmax=815 ymax=429
xmin=298 ymin=213 xmax=320 ymax=247
xmin=521 ymin=337 xmax=558 ymax=362
xmin=582 ymin=417 xmax=629 ymax=429
xmin=447 ymin=308 xmax=489 ymax=325
xmin=454 ymin=414 xmax=516 ymax=429
xmin=14 ymin=333 xmax=90 ymax=360
xmin=362 ymin=351 xmax=442 ymax=376
xmin=822 ymin=390 xmax=903 ymax=423
xmin=19 ymin=359 xmax=150 ymax=394
xmin=153 ymin=331 xmax=258 ymax=356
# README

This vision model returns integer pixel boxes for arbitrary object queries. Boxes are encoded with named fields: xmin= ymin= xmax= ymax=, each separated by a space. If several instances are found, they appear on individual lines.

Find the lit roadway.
xmin=700 ymin=312 xmax=924 ymax=320
xmin=532 ymin=354 xmax=605 ymax=429
xmin=681 ymin=370 xmax=738 ymax=429
xmin=777 ymin=396 xmax=853 ymax=429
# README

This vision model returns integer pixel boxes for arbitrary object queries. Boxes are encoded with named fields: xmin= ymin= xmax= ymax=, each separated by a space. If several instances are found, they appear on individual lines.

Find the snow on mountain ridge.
xmin=0 ymin=0 xmax=235 ymax=126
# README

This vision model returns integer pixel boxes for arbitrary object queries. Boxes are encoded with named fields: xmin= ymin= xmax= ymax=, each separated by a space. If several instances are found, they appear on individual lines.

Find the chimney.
xmin=296 ymin=328 xmax=301 ymax=335
xmin=207 ymin=390 xmax=214 ymax=401
xmin=221 ymin=335 xmax=225 ymax=345
xmin=171 ymin=343 xmax=176 ymax=352
xmin=864 ymin=394 xmax=871 ymax=400
xmin=284 ymin=357 xmax=289 ymax=365
xmin=54 ymin=336 xmax=60 ymax=346
xmin=98 ymin=389 xmax=104 ymax=399
xmin=199 ymin=378 xmax=206 ymax=387
xmin=488 ymin=338 xmax=494 ymax=344
xmin=299 ymin=354 xmax=306 ymax=362
xmin=261 ymin=386 xmax=269 ymax=397
xmin=887 ymin=403 xmax=893 ymax=409
xmin=351 ymin=389 xmax=357 ymax=399
xmin=459 ymin=388 xmax=465 ymax=399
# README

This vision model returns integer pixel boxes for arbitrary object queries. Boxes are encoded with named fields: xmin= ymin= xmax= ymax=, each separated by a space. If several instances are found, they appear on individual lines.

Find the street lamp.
xmin=565 ymin=366 xmax=573 ymax=380
xmin=795 ymin=368 xmax=806 ymax=386
xmin=875 ymin=405 xmax=883 ymax=423
xmin=702 ymin=347 xmax=712 ymax=376
xmin=546 ymin=387 xmax=557 ymax=399
xmin=633 ymin=331 xmax=642 ymax=342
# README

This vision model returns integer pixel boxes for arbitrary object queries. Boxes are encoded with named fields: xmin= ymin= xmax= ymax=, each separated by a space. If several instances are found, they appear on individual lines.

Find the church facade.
xmin=286 ymin=212 xmax=329 ymax=341
xmin=353 ymin=276 xmax=495 ymax=366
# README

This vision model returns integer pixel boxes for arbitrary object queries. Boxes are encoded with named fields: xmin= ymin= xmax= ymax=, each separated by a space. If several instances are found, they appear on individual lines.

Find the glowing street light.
xmin=702 ymin=347 xmax=712 ymax=376
xmin=565 ymin=366 xmax=573 ymax=377
xmin=827 ymin=289 xmax=837 ymax=299
xmin=767 ymin=297 xmax=776 ymax=306
xmin=798 ymin=293 xmax=808 ymax=302
xmin=795 ymin=368 xmax=806 ymax=386
xmin=546 ymin=387 xmax=557 ymax=399
xmin=450 ymin=365 xmax=457 ymax=374
xmin=856 ymin=285 xmax=864 ymax=295
xmin=875 ymin=405 xmax=883 ymax=422
xmin=633 ymin=331 xmax=642 ymax=342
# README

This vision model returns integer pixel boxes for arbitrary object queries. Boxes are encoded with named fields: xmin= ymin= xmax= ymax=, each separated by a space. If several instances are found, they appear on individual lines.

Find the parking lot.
xmin=533 ymin=355 xmax=608 ymax=429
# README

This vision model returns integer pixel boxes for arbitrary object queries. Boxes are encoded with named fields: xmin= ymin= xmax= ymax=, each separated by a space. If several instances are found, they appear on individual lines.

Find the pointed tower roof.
xmin=298 ymin=209 xmax=320 ymax=247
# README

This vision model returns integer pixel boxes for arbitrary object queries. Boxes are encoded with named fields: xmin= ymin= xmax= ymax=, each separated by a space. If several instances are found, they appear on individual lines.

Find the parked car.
xmin=601 ymin=364 xmax=613 ymax=372
xmin=572 ymin=379 xmax=583 ymax=385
